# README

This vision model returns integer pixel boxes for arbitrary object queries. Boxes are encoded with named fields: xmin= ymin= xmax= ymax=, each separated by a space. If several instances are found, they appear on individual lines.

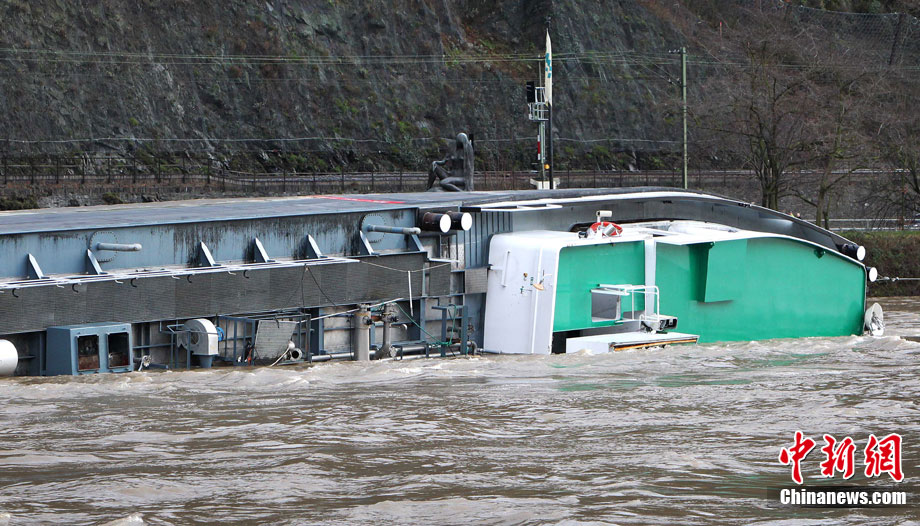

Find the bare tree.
xmin=797 ymin=71 xmax=877 ymax=228
xmin=867 ymin=70 xmax=920 ymax=223
xmin=698 ymin=35 xmax=815 ymax=210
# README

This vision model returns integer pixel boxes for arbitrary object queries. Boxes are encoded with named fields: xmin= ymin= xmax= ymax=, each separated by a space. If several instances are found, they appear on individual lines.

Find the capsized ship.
xmin=0 ymin=188 xmax=879 ymax=376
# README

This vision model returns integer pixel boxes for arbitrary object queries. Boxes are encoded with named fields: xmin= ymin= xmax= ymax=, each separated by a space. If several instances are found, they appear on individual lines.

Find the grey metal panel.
xmin=253 ymin=320 xmax=298 ymax=360
xmin=0 ymin=287 xmax=58 ymax=331
xmin=0 ymin=187 xmax=641 ymax=236
xmin=0 ymin=254 xmax=429 ymax=335
xmin=348 ymin=254 xmax=425 ymax=303
xmin=463 ymin=211 xmax=511 ymax=268
xmin=267 ymin=266 xmax=311 ymax=309
xmin=464 ymin=267 xmax=489 ymax=295
xmin=320 ymin=263 xmax=352 ymax=304
xmin=134 ymin=278 xmax=177 ymax=321
xmin=225 ymin=269 xmax=273 ymax=312
xmin=175 ymin=274 xmax=213 ymax=318
xmin=86 ymin=281 xmax=147 ymax=322
xmin=428 ymin=262 xmax=450 ymax=297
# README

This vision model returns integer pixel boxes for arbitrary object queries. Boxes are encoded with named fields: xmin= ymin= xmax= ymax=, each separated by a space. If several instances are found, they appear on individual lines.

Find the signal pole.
xmin=545 ymin=30 xmax=554 ymax=190
xmin=669 ymin=46 xmax=689 ymax=189
xmin=547 ymin=78 xmax=554 ymax=190
xmin=525 ymin=31 xmax=554 ymax=190
xmin=680 ymin=47 xmax=688 ymax=189
xmin=680 ymin=47 xmax=687 ymax=188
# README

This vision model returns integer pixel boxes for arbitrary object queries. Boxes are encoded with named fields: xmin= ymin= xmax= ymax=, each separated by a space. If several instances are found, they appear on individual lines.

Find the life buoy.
xmin=588 ymin=221 xmax=623 ymax=236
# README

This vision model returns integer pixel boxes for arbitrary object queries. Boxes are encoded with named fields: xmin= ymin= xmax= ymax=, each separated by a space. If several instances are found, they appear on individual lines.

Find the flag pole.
xmin=545 ymin=30 xmax=554 ymax=190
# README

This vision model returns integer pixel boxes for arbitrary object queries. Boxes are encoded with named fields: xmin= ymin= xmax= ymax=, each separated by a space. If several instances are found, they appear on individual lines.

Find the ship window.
xmin=107 ymin=333 xmax=130 ymax=368
xmin=77 ymin=335 xmax=100 ymax=371
xmin=591 ymin=289 xmax=622 ymax=322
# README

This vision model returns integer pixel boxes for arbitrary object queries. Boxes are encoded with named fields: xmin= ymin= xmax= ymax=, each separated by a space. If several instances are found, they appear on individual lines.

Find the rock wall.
xmin=0 ymin=0 xmax=684 ymax=171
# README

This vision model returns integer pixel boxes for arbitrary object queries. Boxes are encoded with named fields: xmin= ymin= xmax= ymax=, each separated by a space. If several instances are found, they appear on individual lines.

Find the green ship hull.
xmin=552 ymin=237 xmax=865 ymax=343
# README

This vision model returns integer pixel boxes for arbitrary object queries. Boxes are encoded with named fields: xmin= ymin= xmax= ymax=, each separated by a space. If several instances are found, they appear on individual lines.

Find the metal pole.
xmin=548 ymin=103 xmax=554 ymax=189
xmin=353 ymin=304 xmax=370 ymax=361
xmin=681 ymin=46 xmax=688 ymax=190
xmin=539 ymin=120 xmax=545 ymax=181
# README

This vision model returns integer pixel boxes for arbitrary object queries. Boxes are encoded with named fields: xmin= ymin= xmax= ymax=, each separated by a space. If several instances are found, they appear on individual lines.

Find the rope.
xmin=268 ymin=350 xmax=289 ymax=367
xmin=878 ymin=277 xmax=920 ymax=281
xmin=359 ymin=260 xmax=454 ymax=316
xmin=359 ymin=261 xmax=453 ymax=273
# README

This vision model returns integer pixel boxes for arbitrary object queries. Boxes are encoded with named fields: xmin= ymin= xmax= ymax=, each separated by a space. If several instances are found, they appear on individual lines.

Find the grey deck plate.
xmin=0 ymin=187 xmax=688 ymax=235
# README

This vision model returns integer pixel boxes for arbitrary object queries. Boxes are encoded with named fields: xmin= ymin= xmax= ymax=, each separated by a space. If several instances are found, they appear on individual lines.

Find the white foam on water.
xmin=343 ymin=496 xmax=576 ymax=525
xmin=98 ymin=513 xmax=145 ymax=526
xmin=0 ymin=449 xmax=105 ymax=466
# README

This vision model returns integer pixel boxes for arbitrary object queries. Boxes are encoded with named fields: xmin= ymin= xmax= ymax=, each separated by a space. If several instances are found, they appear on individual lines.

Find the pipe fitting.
xmin=447 ymin=211 xmax=473 ymax=231
xmin=419 ymin=212 xmax=452 ymax=233
xmin=94 ymin=242 xmax=143 ymax=252
xmin=362 ymin=224 xmax=422 ymax=235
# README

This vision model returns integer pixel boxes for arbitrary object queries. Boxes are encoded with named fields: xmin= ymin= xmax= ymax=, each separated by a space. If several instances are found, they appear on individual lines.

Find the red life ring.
xmin=588 ymin=221 xmax=623 ymax=236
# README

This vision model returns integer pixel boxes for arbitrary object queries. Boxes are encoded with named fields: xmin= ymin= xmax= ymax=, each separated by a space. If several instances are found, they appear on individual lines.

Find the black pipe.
xmin=419 ymin=212 xmax=451 ymax=233
xmin=447 ymin=211 xmax=473 ymax=231
xmin=836 ymin=243 xmax=866 ymax=261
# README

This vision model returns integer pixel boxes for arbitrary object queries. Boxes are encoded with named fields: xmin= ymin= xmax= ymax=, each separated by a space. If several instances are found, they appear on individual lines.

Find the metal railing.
xmin=827 ymin=218 xmax=920 ymax=231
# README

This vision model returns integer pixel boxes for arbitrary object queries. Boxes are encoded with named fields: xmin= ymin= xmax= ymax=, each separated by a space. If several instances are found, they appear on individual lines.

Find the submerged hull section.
xmin=483 ymin=220 xmax=867 ymax=354
xmin=0 ymin=188 xmax=872 ymax=374
xmin=656 ymin=236 xmax=865 ymax=342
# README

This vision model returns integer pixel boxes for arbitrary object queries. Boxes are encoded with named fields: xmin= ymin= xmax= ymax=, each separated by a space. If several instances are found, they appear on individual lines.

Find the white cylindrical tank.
xmin=0 ymin=340 xmax=18 ymax=376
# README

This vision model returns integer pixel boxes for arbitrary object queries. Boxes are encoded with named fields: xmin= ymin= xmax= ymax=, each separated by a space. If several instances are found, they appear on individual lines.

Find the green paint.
xmin=553 ymin=241 xmax=646 ymax=332
xmin=700 ymin=239 xmax=747 ymax=302
xmin=557 ymin=383 xmax=603 ymax=392
xmin=552 ymin=236 xmax=866 ymax=342
xmin=656 ymin=237 xmax=865 ymax=342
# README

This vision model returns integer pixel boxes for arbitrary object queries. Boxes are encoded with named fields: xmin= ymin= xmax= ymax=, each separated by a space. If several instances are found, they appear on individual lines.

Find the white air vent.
xmin=182 ymin=319 xmax=219 ymax=356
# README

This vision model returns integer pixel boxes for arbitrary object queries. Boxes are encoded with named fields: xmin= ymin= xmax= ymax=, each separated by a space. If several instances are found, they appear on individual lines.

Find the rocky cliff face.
xmin=0 ymin=0 xmax=685 ymax=172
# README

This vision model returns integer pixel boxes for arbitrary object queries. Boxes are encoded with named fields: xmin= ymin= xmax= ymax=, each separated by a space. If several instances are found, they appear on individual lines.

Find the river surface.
xmin=0 ymin=299 xmax=918 ymax=525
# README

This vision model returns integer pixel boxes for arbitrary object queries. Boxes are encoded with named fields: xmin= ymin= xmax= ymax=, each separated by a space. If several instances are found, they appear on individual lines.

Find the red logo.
xmin=820 ymin=434 xmax=856 ymax=479
xmin=779 ymin=432 xmax=904 ymax=484
xmin=864 ymin=433 xmax=904 ymax=482
xmin=779 ymin=431 xmax=816 ymax=484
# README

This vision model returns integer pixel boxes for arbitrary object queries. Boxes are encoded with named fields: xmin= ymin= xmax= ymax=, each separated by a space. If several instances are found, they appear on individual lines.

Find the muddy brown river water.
xmin=0 ymin=298 xmax=918 ymax=525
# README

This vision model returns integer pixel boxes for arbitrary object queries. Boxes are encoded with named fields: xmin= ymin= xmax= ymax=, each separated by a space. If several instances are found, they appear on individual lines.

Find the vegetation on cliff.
xmin=0 ymin=0 xmax=918 ymax=221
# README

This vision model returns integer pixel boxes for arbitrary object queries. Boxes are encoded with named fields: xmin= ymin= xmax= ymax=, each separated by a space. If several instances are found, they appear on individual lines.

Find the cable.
xmin=304 ymin=264 xmax=338 ymax=307
xmin=359 ymin=260 xmax=452 ymax=273
xmin=0 ymin=135 xmax=683 ymax=147
xmin=392 ymin=301 xmax=451 ymax=346
xmin=268 ymin=349 xmax=289 ymax=367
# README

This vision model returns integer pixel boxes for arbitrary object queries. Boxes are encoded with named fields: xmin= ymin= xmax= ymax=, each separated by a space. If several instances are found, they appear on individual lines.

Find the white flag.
xmin=544 ymin=31 xmax=552 ymax=106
